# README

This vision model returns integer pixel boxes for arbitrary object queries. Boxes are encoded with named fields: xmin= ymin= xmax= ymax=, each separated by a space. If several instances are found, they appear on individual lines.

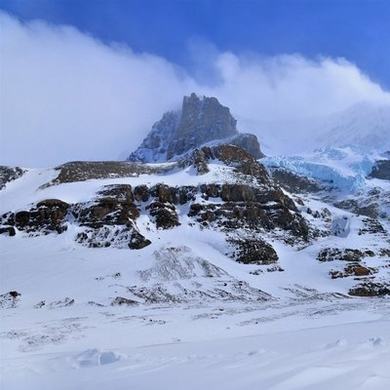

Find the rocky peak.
xmin=166 ymin=93 xmax=238 ymax=159
xmin=128 ymin=93 xmax=263 ymax=162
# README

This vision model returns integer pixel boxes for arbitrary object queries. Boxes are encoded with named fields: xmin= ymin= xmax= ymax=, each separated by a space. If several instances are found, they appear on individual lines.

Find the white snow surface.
xmin=1 ymin=159 xmax=390 ymax=389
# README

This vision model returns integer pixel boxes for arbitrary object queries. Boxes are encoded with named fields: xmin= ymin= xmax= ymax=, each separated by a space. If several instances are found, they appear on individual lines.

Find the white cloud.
xmin=1 ymin=12 xmax=389 ymax=166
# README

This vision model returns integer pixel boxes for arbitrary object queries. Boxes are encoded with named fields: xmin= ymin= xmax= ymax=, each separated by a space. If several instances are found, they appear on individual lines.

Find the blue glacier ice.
xmin=262 ymin=146 xmax=377 ymax=193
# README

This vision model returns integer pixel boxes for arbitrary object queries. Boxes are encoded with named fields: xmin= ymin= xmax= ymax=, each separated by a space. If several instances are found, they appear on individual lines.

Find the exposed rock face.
xmin=317 ymin=248 xmax=375 ymax=262
xmin=229 ymin=133 xmax=264 ymax=160
xmin=0 ymin=144 xmax=309 ymax=267
xmin=47 ymin=161 xmax=176 ymax=186
xmin=1 ymin=199 xmax=69 ymax=235
xmin=128 ymin=93 xmax=263 ymax=162
xmin=330 ymin=264 xmax=375 ymax=279
xmin=147 ymin=201 xmax=180 ymax=229
xmin=334 ymin=199 xmax=379 ymax=218
xmin=73 ymin=186 xmax=139 ymax=228
xmin=166 ymin=94 xmax=238 ymax=159
xmin=349 ymin=282 xmax=390 ymax=297
xmin=333 ymin=187 xmax=390 ymax=221
xmin=358 ymin=218 xmax=387 ymax=236
xmin=369 ymin=160 xmax=390 ymax=180
xmin=0 ymin=290 xmax=21 ymax=309
xmin=229 ymin=239 xmax=279 ymax=265
xmin=0 ymin=166 xmax=24 ymax=190
xmin=72 ymin=185 xmax=150 ymax=249
xmin=188 ymin=144 xmax=271 ymax=186
xmin=128 ymin=111 xmax=180 ymax=163
xmin=0 ymin=226 xmax=16 ymax=236
xmin=270 ymin=168 xmax=323 ymax=193
xmin=111 ymin=297 xmax=138 ymax=306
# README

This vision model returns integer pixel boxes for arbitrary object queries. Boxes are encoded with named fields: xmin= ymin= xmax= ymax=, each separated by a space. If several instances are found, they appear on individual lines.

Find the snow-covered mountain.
xmin=316 ymin=102 xmax=390 ymax=152
xmin=1 ymin=97 xmax=390 ymax=389
xmin=128 ymin=93 xmax=263 ymax=162
xmin=249 ymin=101 xmax=390 ymax=155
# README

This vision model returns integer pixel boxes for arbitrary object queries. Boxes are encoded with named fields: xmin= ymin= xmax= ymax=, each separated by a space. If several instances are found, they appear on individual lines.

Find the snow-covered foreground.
xmin=2 ymin=294 xmax=390 ymax=390
xmin=1 ymin=233 xmax=390 ymax=390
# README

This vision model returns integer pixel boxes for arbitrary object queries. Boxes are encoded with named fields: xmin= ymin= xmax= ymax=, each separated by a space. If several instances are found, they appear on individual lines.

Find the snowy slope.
xmin=1 ymin=152 xmax=390 ymax=390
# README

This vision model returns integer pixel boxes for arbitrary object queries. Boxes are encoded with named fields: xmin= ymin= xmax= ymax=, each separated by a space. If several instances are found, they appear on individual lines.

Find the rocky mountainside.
xmin=1 ymin=100 xmax=390 ymax=389
xmin=128 ymin=93 xmax=263 ymax=162
xmin=1 ymin=141 xmax=390 ymax=305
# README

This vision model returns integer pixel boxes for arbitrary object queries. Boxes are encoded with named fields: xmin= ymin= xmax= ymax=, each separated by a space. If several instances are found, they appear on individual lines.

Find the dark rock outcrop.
xmin=129 ymin=230 xmax=152 ymax=249
xmin=317 ymin=248 xmax=375 ymax=262
xmin=167 ymin=93 xmax=238 ymax=159
xmin=334 ymin=199 xmax=378 ymax=218
xmin=0 ymin=290 xmax=21 ymax=308
xmin=133 ymin=185 xmax=150 ymax=202
xmin=229 ymin=133 xmax=264 ymax=159
xmin=75 ymin=224 xmax=151 ymax=249
xmin=1 ymin=199 xmax=69 ymax=235
xmin=111 ymin=296 xmax=139 ymax=306
xmin=358 ymin=218 xmax=387 ymax=235
xmin=349 ymin=282 xmax=390 ymax=297
xmin=46 ymin=161 xmax=176 ymax=186
xmin=369 ymin=160 xmax=390 ymax=180
xmin=72 ymin=185 xmax=150 ymax=249
xmin=0 ymin=166 xmax=24 ymax=190
xmin=188 ymin=144 xmax=271 ymax=186
xmin=270 ymin=169 xmax=323 ymax=193
xmin=147 ymin=201 xmax=180 ymax=229
xmin=72 ymin=196 xmax=139 ymax=228
xmin=0 ymin=226 xmax=16 ymax=236
xmin=229 ymin=238 xmax=279 ymax=265
xmin=330 ymin=264 xmax=375 ymax=279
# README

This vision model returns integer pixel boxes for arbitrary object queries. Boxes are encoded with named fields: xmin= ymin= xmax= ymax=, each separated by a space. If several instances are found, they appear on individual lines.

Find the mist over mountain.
xmin=128 ymin=93 xmax=263 ymax=162
xmin=250 ymin=100 xmax=390 ymax=155
xmin=2 ymin=12 xmax=390 ymax=166
xmin=317 ymin=101 xmax=390 ymax=152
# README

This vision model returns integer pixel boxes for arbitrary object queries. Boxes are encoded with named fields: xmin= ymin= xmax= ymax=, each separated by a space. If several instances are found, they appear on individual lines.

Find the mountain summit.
xmin=128 ymin=93 xmax=263 ymax=162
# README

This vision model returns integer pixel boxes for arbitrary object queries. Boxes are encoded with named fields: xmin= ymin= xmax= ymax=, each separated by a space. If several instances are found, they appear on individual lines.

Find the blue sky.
xmin=2 ymin=1 xmax=390 ymax=166
xmin=2 ymin=0 xmax=390 ymax=88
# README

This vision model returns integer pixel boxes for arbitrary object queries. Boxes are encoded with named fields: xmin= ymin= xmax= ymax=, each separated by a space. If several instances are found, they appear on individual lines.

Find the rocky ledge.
xmin=0 ymin=144 xmax=308 ymax=266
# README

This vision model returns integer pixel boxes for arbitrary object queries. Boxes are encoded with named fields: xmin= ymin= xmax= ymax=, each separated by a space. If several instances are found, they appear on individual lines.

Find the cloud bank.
xmin=1 ymin=12 xmax=390 ymax=166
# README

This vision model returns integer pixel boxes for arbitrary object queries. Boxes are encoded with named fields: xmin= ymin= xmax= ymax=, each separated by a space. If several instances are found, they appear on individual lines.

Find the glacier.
xmin=262 ymin=146 xmax=378 ymax=193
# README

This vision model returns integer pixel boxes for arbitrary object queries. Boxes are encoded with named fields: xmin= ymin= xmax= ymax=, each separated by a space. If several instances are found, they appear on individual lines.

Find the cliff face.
xmin=370 ymin=160 xmax=390 ymax=180
xmin=128 ymin=111 xmax=180 ymax=163
xmin=166 ymin=93 xmax=238 ymax=159
xmin=128 ymin=93 xmax=263 ymax=162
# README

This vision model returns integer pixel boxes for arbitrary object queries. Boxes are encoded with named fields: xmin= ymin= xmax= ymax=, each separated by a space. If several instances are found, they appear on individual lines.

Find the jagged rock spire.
xmin=128 ymin=93 xmax=263 ymax=162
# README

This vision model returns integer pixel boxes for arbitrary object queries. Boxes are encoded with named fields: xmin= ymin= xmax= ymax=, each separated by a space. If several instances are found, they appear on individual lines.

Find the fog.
xmin=1 ymin=12 xmax=389 ymax=166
